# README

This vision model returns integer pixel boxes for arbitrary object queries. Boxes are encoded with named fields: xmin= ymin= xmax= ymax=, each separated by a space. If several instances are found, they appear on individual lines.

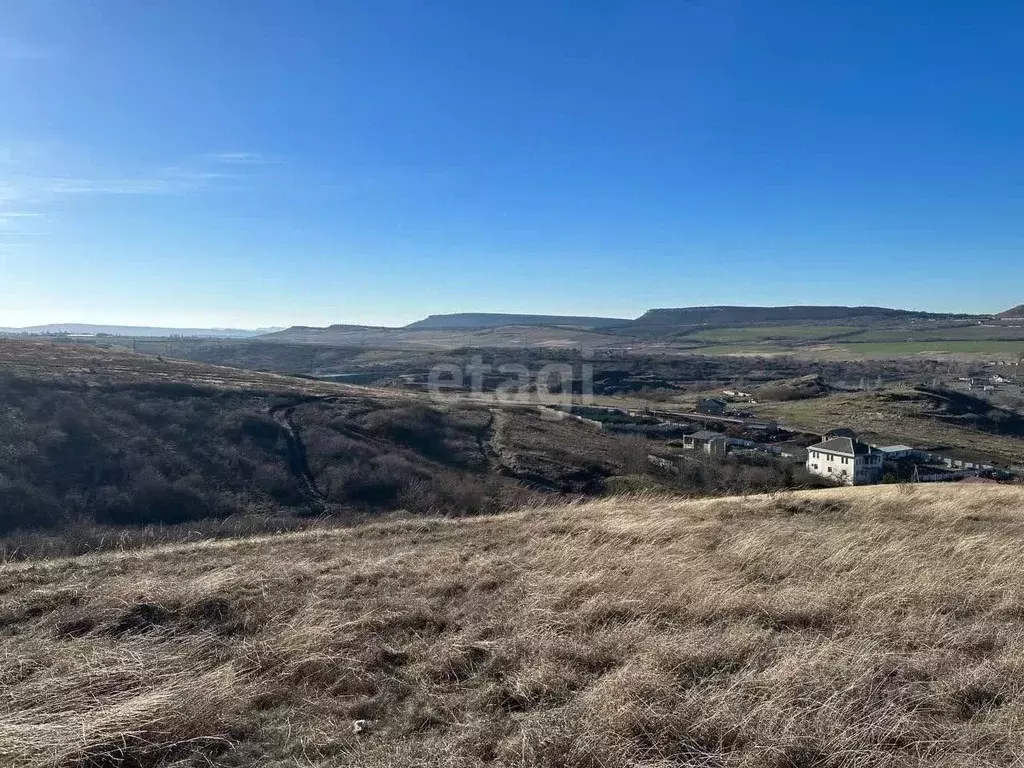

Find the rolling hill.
xmin=997 ymin=305 xmax=1024 ymax=319
xmin=5 ymin=484 xmax=1024 ymax=767
xmin=0 ymin=340 xmax=545 ymax=556
xmin=0 ymin=324 xmax=279 ymax=338
xmin=257 ymin=306 xmax=1004 ymax=354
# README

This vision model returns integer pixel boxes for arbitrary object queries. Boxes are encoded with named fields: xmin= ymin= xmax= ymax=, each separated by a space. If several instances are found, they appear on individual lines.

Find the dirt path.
xmin=268 ymin=402 xmax=328 ymax=512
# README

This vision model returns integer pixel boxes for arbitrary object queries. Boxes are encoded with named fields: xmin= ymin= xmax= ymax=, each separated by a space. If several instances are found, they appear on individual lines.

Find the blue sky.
xmin=1 ymin=0 xmax=1022 ymax=327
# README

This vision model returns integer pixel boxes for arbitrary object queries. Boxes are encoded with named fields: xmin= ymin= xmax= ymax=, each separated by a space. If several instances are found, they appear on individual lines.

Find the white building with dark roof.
xmin=806 ymin=435 xmax=884 ymax=485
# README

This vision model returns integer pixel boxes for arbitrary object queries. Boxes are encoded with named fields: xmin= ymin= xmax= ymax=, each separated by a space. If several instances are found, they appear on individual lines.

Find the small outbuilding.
xmin=878 ymin=445 xmax=915 ymax=461
xmin=682 ymin=430 xmax=728 ymax=456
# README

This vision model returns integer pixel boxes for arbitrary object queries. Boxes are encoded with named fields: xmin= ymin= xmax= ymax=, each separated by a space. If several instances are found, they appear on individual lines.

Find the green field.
xmin=844 ymin=325 xmax=1024 ymax=343
xmin=688 ymin=344 xmax=793 ymax=356
xmin=837 ymin=340 xmax=1024 ymax=357
xmin=683 ymin=325 xmax=861 ymax=342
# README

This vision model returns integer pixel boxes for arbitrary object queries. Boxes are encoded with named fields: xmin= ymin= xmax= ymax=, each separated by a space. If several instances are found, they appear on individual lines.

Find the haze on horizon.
xmin=2 ymin=1 xmax=1022 ymax=328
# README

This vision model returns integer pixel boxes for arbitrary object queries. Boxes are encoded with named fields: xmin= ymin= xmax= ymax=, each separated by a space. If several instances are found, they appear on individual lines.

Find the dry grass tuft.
xmin=4 ymin=485 xmax=1024 ymax=766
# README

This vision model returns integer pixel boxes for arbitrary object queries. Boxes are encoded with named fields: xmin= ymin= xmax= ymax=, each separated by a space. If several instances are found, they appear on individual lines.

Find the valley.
xmin=0 ymin=339 xmax=831 ymax=558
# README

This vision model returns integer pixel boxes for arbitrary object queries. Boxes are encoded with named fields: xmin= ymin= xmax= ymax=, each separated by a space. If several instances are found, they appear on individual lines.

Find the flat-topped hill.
xmin=404 ymin=312 xmax=631 ymax=330
xmin=630 ymin=305 xmax=970 ymax=329
xmin=5 ymin=484 xmax=1024 ymax=767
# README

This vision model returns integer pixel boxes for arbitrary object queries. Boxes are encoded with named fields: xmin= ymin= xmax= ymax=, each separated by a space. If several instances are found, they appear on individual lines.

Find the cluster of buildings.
xmin=804 ymin=428 xmax=1002 ymax=485
xmin=550 ymin=402 xmax=1014 ymax=487
xmin=698 ymin=391 xmax=1015 ymax=487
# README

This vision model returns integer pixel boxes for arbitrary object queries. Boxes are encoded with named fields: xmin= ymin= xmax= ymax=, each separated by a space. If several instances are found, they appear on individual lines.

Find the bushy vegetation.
xmin=0 ymin=377 xmax=299 ymax=538
xmin=611 ymin=436 xmax=832 ymax=496
xmin=754 ymin=374 xmax=831 ymax=402
xmin=293 ymin=401 xmax=536 ymax=515
xmin=669 ymin=451 xmax=830 ymax=494
xmin=0 ymin=339 xmax=915 ymax=561
xmin=883 ymin=386 xmax=1024 ymax=438
xmin=0 ymin=365 xmax=547 ymax=557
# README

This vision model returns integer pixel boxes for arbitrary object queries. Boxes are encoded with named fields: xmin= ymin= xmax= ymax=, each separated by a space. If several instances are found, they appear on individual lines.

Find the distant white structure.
xmin=877 ymin=445 xmax=914 ymax=460
xmin=806 ymin=434 xmax=884 ymax=485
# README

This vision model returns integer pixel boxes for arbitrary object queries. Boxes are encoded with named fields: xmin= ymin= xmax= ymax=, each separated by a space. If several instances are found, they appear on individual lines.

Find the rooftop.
xmin=690 ymin=430 xmax=725 ymax=441
xmin=809 ymin=436 xmax=877 ymax=456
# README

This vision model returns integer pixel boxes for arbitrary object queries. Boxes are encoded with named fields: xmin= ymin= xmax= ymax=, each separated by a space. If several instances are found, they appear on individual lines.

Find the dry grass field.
xmin=0 ymin=339 xmax=396 ymax=399
xmin=748 ymin=391 xmax=1024 ymax=466
xmin=4 ymin=484 xmax=1024 ymax=767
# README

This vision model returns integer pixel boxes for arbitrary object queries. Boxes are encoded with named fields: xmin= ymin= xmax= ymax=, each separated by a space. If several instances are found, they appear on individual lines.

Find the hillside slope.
xmin=630 ymin=305 xmax=967 ymax=330
xmin=5 ymin=484 xmax=1024 ymax=767
xmin=0 ymin=341 xmax=551 ymax=554
xmin=1 ymin=339 xmax=836 ymax=558
xmin=748 ymin=387 xmax=1024 ymax=466
xmin=0 ymin=324 xmax=276 ymax=338
xmin=997 ymin=305 xmax=1024 ymax=319
xmin=255 ymin=323 xmax=628 ymax=348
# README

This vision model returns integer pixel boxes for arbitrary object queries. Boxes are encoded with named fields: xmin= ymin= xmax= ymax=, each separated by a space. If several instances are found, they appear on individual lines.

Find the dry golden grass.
xmin=0 ymin=338 xmax=409 ymax=400
xmin=747 ymin=391 xmax=1024 ymax=466
xmin=4 ymin=484 xmax=1024 ymax=767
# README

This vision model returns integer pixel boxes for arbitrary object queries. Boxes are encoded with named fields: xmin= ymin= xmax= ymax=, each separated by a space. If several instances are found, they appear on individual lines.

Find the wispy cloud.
xmin=0 ymin=212 xmax=45 ymax=231
xmin=42 ymin=169 xmax=226 ymax=197
xmin=204 ymin=151 xmax=276 ymax=166
xmin=0 ymin=148 xmax=277 ymax=238
xmin=0 ymin=38 xmax=52 ymax=60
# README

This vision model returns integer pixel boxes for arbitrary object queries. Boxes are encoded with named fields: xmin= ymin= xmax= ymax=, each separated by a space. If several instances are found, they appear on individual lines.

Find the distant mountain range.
xmin=260 ymin=305 xmax=1017 ymax=341
xmin=4 ymin=304 xmax=1019 ymax=342
xmin=0 ymin=324 xmax=283 ymax=338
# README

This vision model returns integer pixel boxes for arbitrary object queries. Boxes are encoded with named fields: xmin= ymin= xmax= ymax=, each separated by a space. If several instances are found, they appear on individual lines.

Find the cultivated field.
xmin=833 ymin=341 xmax=1024 ymax=359
xmin=4 ymin=485 xmax=1024 ymax=767
xmin=680 ymin=326 xmax=864 ymax=343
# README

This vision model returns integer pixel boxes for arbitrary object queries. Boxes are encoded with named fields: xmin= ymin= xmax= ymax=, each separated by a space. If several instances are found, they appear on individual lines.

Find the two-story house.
xmin=806 ymin=435 xmax=883 ymax=485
